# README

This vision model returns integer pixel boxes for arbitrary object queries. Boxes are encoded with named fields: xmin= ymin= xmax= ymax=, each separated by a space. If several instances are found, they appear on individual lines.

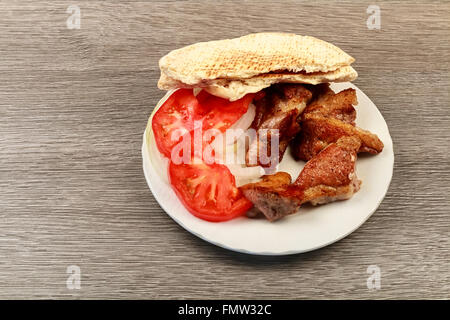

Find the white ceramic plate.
xmin=142 ymin=83 xmax=394 ymax=255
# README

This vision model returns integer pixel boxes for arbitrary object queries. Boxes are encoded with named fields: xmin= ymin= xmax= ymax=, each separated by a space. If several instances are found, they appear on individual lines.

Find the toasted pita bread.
xmin=159 ymin=65 xmax=357 ymax=101
xmin=158 ymin=33 xmax=357 ymax=100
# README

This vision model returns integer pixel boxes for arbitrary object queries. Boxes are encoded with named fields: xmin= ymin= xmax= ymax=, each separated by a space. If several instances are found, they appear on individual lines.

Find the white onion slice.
xmin=193 ymin=88 xmax=202 ymax=96
xmin=227 ymin=164 xmax=266 ymax=187
xmin=148 ymin=91 xmax=265 ymax=187
xmin=228 ymin=103 xmax=256 ymax=138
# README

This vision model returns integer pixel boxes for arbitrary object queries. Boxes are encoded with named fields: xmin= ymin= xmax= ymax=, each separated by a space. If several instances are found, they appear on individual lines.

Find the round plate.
xmin=142 ymin=83 xmax=394 ymax=255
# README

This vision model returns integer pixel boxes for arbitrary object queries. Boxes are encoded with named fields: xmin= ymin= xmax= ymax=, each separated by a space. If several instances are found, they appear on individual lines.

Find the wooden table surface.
xmin=0 ymin=0 xmax=449 ymax=299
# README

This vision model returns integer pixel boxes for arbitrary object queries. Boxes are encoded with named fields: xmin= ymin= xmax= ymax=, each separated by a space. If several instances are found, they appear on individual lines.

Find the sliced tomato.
xmin=152 ymin=89 xmax=254 ymax=158
xmin=152 ymin=89 xmax=255 ymax=221
xmin=196 ymin=90 xmax=254 ymax=132
xmin=168 ymin=159 xmax=253 ymax=222
xmin=152 ymin=89 xmax=200 ymax=158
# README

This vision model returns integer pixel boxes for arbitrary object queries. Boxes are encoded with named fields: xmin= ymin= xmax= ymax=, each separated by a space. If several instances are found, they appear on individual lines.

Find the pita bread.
xmin=159 ymin=66 xmax=357 ymax=101
xmin=158 ymin=33 xmax=357 ymax=100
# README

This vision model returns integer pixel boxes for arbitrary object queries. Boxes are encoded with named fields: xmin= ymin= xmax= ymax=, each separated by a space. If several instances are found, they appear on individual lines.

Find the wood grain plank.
xmin=0 ymin=0 xmax=449 ymax=299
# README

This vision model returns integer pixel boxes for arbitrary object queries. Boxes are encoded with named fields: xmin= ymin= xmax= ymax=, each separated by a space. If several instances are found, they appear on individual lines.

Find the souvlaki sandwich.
xmin=145 ymin=33 xmax=383 ymax=222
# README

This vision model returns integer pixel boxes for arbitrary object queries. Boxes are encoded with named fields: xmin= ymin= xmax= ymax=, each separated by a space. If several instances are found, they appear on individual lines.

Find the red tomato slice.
xmin=196 ymin=90 xmax=254 ymax=132
xmin=168 ymin=159 xmax=253 ymax=222
xmin=152 ymin=89 xmax=200 ymax=158
xmin=152 ymin=89 xmax=255 ymax=221
xmin=152 ymin=89 xmax=254 ymax=158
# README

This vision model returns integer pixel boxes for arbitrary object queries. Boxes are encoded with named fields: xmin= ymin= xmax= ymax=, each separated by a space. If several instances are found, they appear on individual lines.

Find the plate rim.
xmin=142 ymin=83 xmax=395 ymax=256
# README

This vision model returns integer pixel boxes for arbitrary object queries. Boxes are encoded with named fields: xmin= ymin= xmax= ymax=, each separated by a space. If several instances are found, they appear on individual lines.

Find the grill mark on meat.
xmin=246 ymin=84 xmax=313 ymax=168
xmin=241 ymin=136 xmax=362 ymax=221
xmin=291 ymin=87 xmax=384 ymax=161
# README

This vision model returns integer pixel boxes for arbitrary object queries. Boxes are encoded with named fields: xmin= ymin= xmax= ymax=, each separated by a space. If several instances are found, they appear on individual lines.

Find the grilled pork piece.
xmin=241 ymin=136 xmax=362 ymax=221
xmin=246 ymin=84 xmax=313 ymax=168
xmin=291 ymin=87 xmax=383 ymax=161
xmin=302 ymin=86 xmax=357 ymax=125
xmin=293 ymin=114 xmax=384 ymax=161
xmin=293 ymin=135 xmax=362 ymax=205
xmin=240 ymin=172 xmax=298 ymax=221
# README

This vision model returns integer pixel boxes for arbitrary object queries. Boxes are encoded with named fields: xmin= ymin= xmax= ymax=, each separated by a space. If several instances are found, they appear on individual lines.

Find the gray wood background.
xmin=0 ymin=0 xmax=449 ymax=299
